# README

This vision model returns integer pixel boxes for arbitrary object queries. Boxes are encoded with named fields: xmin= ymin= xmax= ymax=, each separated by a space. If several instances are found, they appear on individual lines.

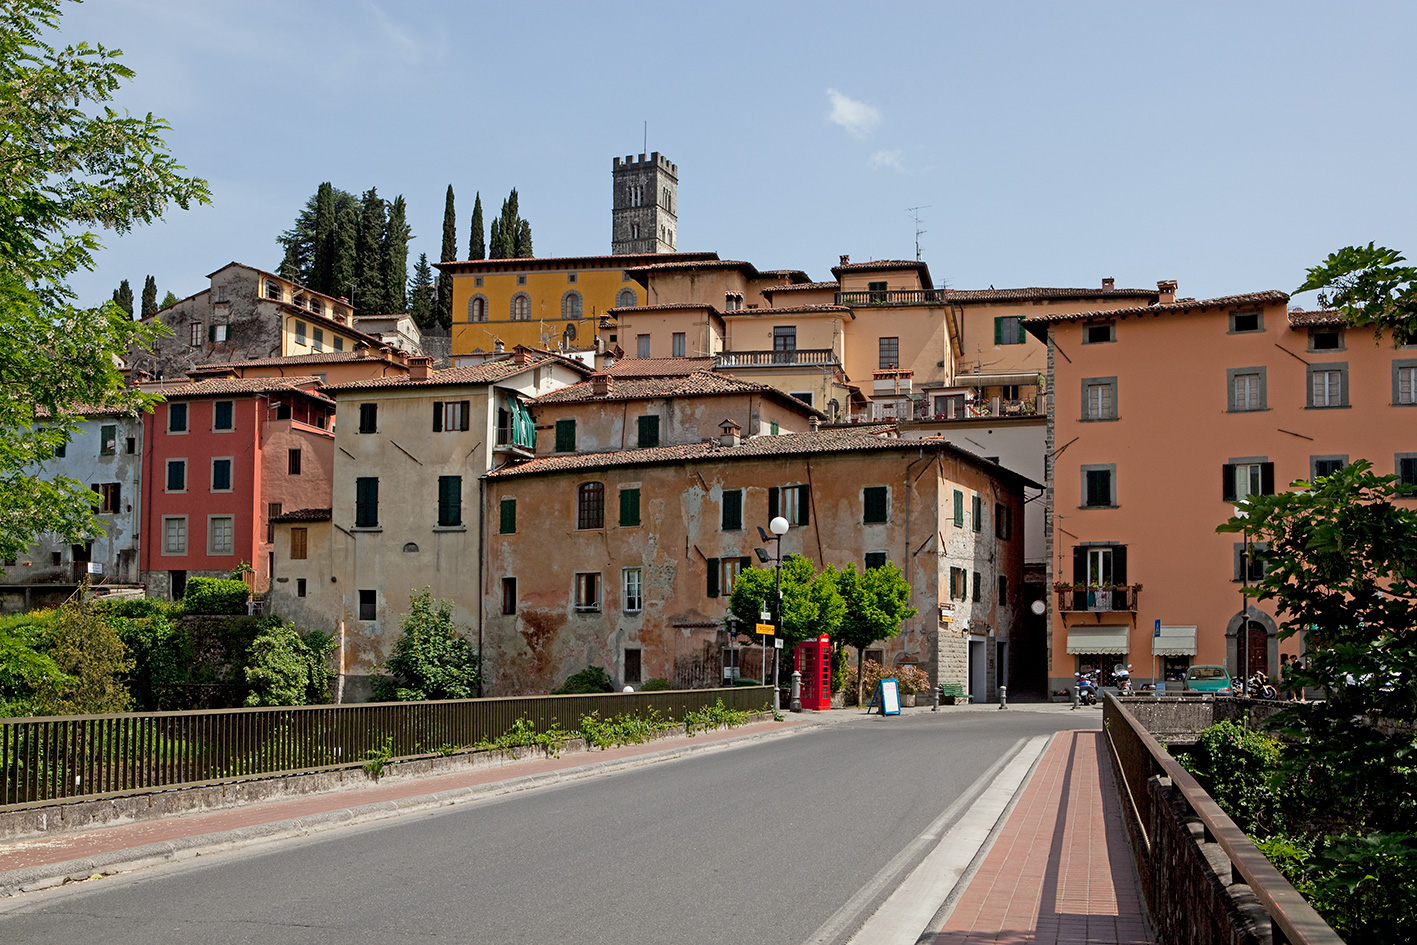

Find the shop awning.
xmin=1066 ymin=625 xmax=1129 ymax=655
xmin=1153 ymin=625 xmax=1197 ymax=657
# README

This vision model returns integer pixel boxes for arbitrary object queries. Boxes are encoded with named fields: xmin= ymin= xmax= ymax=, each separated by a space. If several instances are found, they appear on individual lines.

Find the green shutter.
xmin=356 ymin=477 xmax=379 ymax=527
xmin=953 ymin=490 xmax=964 ymax=527
xmin=432 ymin=402 xmax=443 ymax=432
xmin=638 ymin=415 xmax=660 ymax=448
xmin=707 ymin=558 xmax=720 ymax=598
xmin=768 ymin=486 xmax=780 ymax=520
xmin=459 ymin=400 xmax=471 ymax=431
xmin=864 ymin=486 xmax=887 ymax=524
xmin=555 ymin=419 xmax=575 ymax=452
xmin=500 ymin=497 xmax=516 ymax=534
xmin=619 ymin=488 xmax=640 ymax=527
xmin=796 ymin=485 xmax=810 ymax=525
xmin=438 ymin=475 xmax=461 ymax=526
xmin=994 ymin=318 xmax=1002 ymax=345
xmin=722 ymin=490 xmax=742 ymax=530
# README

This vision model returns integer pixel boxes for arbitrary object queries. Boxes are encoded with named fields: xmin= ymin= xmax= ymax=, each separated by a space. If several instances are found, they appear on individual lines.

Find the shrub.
xmin=0 ymin=614 xmax=66 ymax=717
xmin=371 ymin=590 xmax=480 ymax=702
xmin=34 ymin=596 xmax=133 ymax=714
xmin=182 ymin=576 xmax=251 ymax=615
xmin=244 ymin=622 xmax=336 ymax=706
xmin=552 ymin=666 xmax=614 ymax=694
xmin=842 ymin=660 xmax=933 ymax=702
xmin=1178 ymin=720 xmax=1285 ymax=836
xmin=639 ymin=677 xmax=672 ymax=691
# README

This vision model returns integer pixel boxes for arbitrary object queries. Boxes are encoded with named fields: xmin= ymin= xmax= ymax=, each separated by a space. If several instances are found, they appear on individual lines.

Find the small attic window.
xmin=1310 ymin=328 xmax=1342 ymax=351
xmin=1084 ymin=323 xmax=1115 ymax=344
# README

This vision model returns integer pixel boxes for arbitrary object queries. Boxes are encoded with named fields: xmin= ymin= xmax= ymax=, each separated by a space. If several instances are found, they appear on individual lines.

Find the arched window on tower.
xmin=468 ymin=295 xmax=488 ymax=323
xmin=617 ymin=289 xmax=637 ymax=309
xmin=561 ymin=291 xmax=583 ymax=320
xmin=510 ymin=293 xmax=531 ymax=321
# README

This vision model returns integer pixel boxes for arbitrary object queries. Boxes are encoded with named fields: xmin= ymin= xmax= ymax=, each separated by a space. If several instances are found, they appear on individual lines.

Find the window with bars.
xmin=438 ymin=475 xmax=462 ymax=527
xmin=577 ymin=482 xmax=604 ymax=529
xmin=879 ymin=337 xmax=899 ymax=369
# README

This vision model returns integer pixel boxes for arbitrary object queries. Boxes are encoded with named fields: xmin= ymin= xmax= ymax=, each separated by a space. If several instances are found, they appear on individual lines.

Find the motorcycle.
xmin=1112 ymin=663 xmax=1133 ymax=695
xmin=1074 ymin=670 xmax=1099 ymax=706
xmin=1247 ymin=670 xmax=1278 ymax=700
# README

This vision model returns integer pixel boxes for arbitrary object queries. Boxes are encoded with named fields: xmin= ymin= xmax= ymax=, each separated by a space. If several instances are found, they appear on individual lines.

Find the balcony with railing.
xmin=1056 ymin=584 xmax=1140 ymax=613
xmin=835 ymin=289 xmax=949 ymax=306
xmin=714 ymin=348 xmax=841 ymax=369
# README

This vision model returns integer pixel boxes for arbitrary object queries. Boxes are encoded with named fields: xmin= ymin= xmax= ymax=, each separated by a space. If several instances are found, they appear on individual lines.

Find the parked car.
xmin=1182 ymin=665 xmax=1233 ymax=693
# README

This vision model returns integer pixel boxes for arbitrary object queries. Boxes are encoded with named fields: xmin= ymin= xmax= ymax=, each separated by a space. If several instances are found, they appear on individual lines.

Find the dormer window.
xmin=1310 ymin=328 xmax=1343 ymax=351
xmin=1230 ymin=310 xmax=1262 ymax=333
xmin=265 ymin=280 xmax=283 ymax=301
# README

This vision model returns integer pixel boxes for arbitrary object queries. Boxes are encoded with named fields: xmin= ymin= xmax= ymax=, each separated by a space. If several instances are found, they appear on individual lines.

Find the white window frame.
xmin=162 ymin=516 xmax=188 ymax=555
xmin=207 ymin=515 xmax=235 ymax=556
xmin=1234 ymin=463 xmax=1265 ymax=500
xmin=622 ymin=567 xmax=643 ymax=613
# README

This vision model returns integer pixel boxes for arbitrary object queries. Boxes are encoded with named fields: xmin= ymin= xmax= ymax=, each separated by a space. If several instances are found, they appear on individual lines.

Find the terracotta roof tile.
xmin=325 ymin=353 xmax=592 ymax=393
xmin=436 ymin=252 xmax=718 ymax=274
xmin=532 ymin=370 xmax=827 ymax=417
xmin=1021 ymin=290 xmax=1290 ymax=333
xmin=942 ymin=286 xmax=1157 ymax=303
xmin=603 ymin=357 xmax=715 ymax=377
xmin=270 ymin=507 xmax=332 ymax=523
xmin=188 ymin=352 xmax=409 ymax=374
xmin=147 ymin=376 xmax=333 ymax=403
xmin=487 ymin=428 xmax=1039 ymax=488
xmin=720 ymin=304 xmax=852 ymax=317
xmin=1287 ymin=308 xmax=1346 ymax=327
xmin=763 ymin=281 xmax=839 ymax=294
xmin=607 ymin=303 xmax=720 ymax=315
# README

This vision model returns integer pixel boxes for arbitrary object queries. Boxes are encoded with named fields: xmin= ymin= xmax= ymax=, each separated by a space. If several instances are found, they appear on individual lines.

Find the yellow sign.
xmin=756 ymin=623 xmax=775 ymax=635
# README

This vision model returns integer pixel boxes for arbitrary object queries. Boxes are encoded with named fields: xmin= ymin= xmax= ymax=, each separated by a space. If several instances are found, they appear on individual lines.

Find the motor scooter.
xmin=1074 ymin=670 xmax=1099 ymax=706
xmin=1247 ymin=670 xmax=1278 ymax=700
xmin=1112 ymin=663 xmax=1133 ymax=695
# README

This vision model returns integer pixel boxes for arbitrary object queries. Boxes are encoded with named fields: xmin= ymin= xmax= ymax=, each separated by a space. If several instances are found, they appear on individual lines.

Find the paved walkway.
xmin=933 ymin=729 xmax=1154 ymax=945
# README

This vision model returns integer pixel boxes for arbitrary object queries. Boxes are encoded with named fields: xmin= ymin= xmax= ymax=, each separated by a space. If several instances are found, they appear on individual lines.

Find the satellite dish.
xmin=540 ymin=332 xmax=551 ymax=346
xmin=828 ymin=398 xmax=841 ymax=419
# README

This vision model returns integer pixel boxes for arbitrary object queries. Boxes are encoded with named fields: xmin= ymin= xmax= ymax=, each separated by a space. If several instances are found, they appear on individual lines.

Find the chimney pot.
xmin=591 ymin=373 xmax=612 ymax=396
xmin=809 ymin=416 xmax=821 ymax=433
xmin=839 ymin=254 xmax=850 ymax=267
xmin=494 ymin=339 xmax=505 ymax=354
xmin=1157 ymin=280 xmax=1178 ymax=304
xmin=408 ymin=356 xmax=433 ymax=381
xmin=1102 ymin=277 xmax=1115 ymax=290
xmin=718 ymin=418 xmax=742 ymax=448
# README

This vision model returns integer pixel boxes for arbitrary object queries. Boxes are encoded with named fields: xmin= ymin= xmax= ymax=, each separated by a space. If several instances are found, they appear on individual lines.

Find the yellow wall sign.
xmin=755 ymin=623 xmax=775 ymax=635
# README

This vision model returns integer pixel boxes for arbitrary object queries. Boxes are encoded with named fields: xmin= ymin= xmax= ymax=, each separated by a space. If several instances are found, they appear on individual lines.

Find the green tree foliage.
xmin=727 ymin=555 xmax=845 ymax=652
xmin=489 ymin=188 xmax=533 ymax=260
xmin=277 ymin=182 xmax=361 ymax=296
xmin=111 ymin=277 xmax=133 ymax=316
xmin=34 ymin=595 xmax=133 ymax=714
xmin=140 ymin=274 xmax=157 ymax=318
xmin=834 ymin=562 xmax=917 ymax=702
xmin=1218 ymin=460 xmax=1417 ymax=940
xmin=182 ymin=575 xmax=251 ymax=614
xmin=436 ymin=184 xmax=456 ymax=330
xmin=468 ymin=191 xmax=485 ymax=260
xmin=330 ymin=204 xmax=357 ymax=303
xmin=354 ymin=187 xmax=386 ymax=316
xmin=0 ymin=612 xmax=65 ymax=716
xmin=243 ymin=622 xmax=335 ymax=706
xmin=0 ymin=0 xmax=209 ymax=562
xmin=381 ymin=194 xmax=409 ymax=313
xmin=552 ymin=666 xmax=614 ymax=694
xmin=159 ymin=290 xmax=179 ymax=309
xmin=1178 ymin=720 xmax=1286 ymax=837
xmin=408 ymin=252 xmax=434 ymax=329
xmin=371 ymin=589 xmax=480 ymax=701
xmin=1297 ymin=243 xmax=1417 ymax=345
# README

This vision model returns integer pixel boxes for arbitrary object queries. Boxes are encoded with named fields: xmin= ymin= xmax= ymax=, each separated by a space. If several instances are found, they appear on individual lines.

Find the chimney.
xmin=718 ymin=418 xmax=741 ymax=448
xmin=379 ymin=345 xmax=393 ymax=361
xmin=1102 ymin=277 xmax=1115 ymax=290
xmin=591 ymin=373 xmax=612 ymax=396
xmin=513 ymin=345 xmax=531 ymax=366
xmin=1157 ymin=280 xmax=1178 ymax=304
xmin=494 ymin=339 xmax=505 ymax=354
xmin=354 ymin=341 xmax=369 ymax=359
xmin=839 ymin=254 xmax=850 ymax=267
xmin=809 ymin=416 xmax=820 ymax=433
xmin=408 ymin=356 xmax=433 ymax=381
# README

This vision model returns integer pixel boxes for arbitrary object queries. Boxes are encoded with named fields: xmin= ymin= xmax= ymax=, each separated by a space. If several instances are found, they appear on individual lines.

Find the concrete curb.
xmin=0 ymin=718 xmax=825 ymax=897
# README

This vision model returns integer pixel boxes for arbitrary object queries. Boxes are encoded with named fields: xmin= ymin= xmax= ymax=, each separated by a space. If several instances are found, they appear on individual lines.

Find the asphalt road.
xmin=0 ymin=707 xmax=1099 ymax=945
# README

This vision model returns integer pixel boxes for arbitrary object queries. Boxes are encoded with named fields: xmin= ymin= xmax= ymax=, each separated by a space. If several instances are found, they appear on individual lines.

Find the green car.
xmin=1182 ymin=665 xmax=1233 ymax=693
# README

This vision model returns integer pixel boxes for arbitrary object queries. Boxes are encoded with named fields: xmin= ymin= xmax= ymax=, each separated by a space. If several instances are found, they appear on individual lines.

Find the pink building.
xmin=140 ymin=377 xmax=335 ymax=599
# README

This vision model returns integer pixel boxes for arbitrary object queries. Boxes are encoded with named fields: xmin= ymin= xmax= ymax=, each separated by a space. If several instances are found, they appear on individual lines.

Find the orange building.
xmin=1025 ymin=289 xmax=1416 ymax=693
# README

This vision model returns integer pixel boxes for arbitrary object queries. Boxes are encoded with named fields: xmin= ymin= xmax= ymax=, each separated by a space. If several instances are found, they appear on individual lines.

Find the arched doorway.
xmin=1225 ymin=607 xmax=1277 ymax=688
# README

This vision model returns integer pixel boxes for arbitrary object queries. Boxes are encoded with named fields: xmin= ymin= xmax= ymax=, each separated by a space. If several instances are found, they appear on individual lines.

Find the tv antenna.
xmin=906 ymin=206 xmax=930 ymax=261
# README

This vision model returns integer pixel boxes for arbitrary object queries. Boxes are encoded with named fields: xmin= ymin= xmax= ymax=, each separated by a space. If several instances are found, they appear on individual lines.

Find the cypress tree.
xmin=112 ymin=279 xmax=133 ymax=317
xmin=409 ymin=253 xmax=434 ymax=329
xmin=141 ymin=275 xmax=158 ymax=319
xmin=311 ymin=182 xmax=337 ymax=295
xmin=490 ymin=188 xmax=530 ymax=259
xmin=382 ymin=194 xmax=410 ymax=313
xmin=469 ymin=192 xmax=485 ymax=260
xmin=354 ymin=187 xmax=386 ymax=315
xmin=515 ymin=219 xmax=533 ymax=259
xmin=436 ymin=185 xmax=456 ymax=330
xmin=329 ymin=205 xmax=357 ymax=305
xmin=488 ymin=217 xmax=503 ymax=260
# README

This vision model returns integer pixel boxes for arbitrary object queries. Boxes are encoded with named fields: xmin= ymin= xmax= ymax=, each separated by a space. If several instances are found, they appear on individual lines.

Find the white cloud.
xmin=869 ymin=149 xmax=904 ymax=171
xmin=826 ymin=88 xmax=882 ymax=139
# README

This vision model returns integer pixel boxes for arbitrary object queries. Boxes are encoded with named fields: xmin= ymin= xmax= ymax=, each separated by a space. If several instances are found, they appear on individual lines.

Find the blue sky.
xmin=59 ymin=0 xmax=1417 ymax=309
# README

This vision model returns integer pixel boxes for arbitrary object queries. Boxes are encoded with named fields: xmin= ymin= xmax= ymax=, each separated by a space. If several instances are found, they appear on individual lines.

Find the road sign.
xmin=1154 ymin=619 xmax=1161 ymax=638
xmin=774 ymin=638 xmax=783 ymax=649
xmin=756 ymin=623 xmax=775 ymax=635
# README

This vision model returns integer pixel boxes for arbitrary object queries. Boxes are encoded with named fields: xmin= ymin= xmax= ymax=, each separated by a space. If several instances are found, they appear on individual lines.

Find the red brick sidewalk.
xmin=933 ymin=730 xmax=1154 ymax=945
xmin=0 ymin=716 xmax=809 ymax=880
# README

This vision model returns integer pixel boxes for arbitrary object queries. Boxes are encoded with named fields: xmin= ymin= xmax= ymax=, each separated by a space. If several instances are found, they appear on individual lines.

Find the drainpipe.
xmin=477 ymin=475 xmax=486 ymax=697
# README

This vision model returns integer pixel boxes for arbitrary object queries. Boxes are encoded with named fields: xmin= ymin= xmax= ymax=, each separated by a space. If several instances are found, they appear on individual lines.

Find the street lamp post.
xmin=770 ymin=515 xmax=789 ymax=712
xmin=1234 ymin=504 xmax=1250 ymax=697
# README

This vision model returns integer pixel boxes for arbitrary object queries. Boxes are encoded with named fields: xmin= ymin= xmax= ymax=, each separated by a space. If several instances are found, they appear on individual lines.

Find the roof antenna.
xmin=906 ymin=206 xmax=930 ymax=261
xmin=644 ymin=121 xmax=648 ymax=154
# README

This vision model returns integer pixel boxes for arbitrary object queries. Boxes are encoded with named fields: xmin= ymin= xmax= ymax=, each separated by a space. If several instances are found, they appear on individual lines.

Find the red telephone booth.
xmin=794 ymin=635 xmax=833 ymax=710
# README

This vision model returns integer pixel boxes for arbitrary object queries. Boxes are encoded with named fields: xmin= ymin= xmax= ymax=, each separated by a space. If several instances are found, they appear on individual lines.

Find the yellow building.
xmin=440 ymin=253 xmax=717 ymax=358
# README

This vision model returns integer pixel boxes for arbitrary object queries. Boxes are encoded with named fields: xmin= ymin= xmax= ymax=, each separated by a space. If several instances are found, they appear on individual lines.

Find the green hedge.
xmin=182 ymin=576 xmax=251 ymax=615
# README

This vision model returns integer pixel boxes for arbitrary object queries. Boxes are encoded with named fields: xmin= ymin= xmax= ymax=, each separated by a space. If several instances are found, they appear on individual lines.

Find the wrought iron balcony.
xmin=1055 ymin=585 xmax=1140 ymax=613
xmin=836 ymin=289 xmax=950 ymax=306
xmin=714 ymin=348 xmax=841 ymax=368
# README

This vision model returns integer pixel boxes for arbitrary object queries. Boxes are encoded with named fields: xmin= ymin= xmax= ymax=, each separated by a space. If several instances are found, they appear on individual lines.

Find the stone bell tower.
xmin=612 ymin=152 xmax=678 ymax=255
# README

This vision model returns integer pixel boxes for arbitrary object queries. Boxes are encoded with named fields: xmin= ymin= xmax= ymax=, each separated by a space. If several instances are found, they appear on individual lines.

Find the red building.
xmin=140 ymin=376 xmax=335 ymax=599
